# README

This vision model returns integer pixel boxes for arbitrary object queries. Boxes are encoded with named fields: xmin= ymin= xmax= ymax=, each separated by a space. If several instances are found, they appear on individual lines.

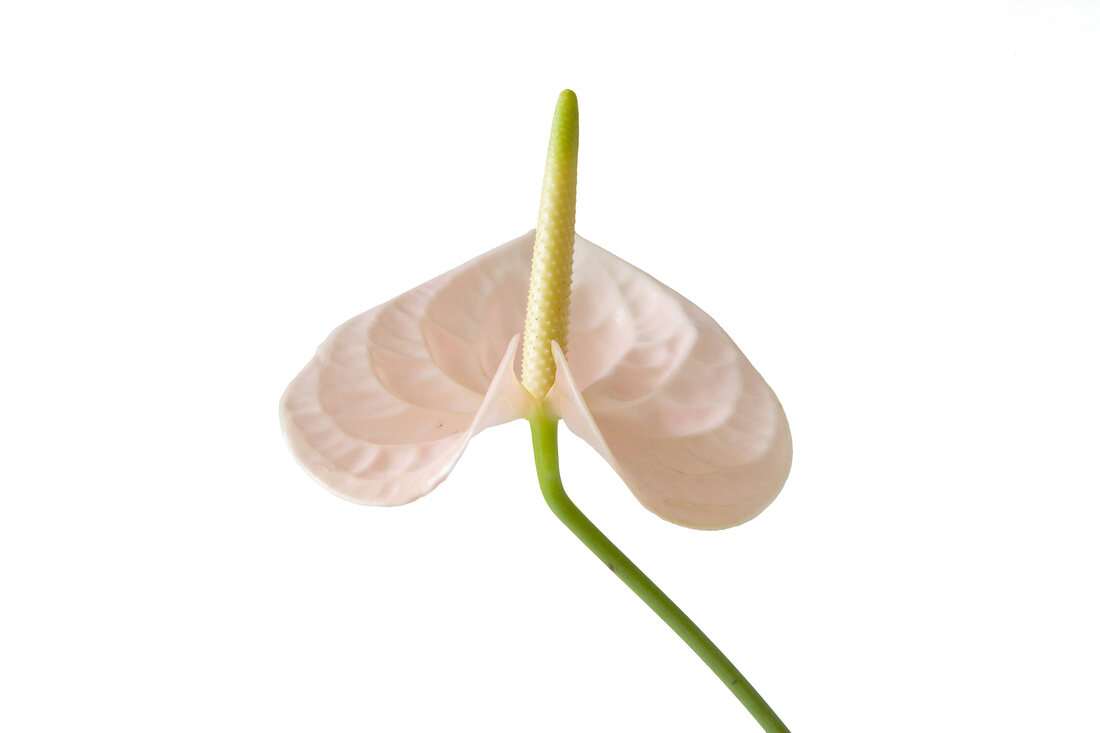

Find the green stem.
xmin=528 ymin=411 xmax=790 ymax=733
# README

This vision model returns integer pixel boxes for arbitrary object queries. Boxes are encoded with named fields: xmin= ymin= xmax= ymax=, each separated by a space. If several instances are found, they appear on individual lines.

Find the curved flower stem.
xmin=528 ymin=410 xmax=790 ymax=733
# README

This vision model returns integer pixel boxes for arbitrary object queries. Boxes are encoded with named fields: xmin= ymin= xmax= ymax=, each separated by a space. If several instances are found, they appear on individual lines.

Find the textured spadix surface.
xmin=281 ymin=230 xmax=792 ymax=529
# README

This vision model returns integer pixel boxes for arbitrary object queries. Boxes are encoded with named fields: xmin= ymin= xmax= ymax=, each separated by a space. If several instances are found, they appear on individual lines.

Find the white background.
xmin=2 ymin=2 xmax=1098 ymax=731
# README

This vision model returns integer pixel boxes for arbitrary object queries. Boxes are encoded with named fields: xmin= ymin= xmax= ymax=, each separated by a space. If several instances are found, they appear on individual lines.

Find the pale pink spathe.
xmin=280 ymin=231 xmax=792 ymax=529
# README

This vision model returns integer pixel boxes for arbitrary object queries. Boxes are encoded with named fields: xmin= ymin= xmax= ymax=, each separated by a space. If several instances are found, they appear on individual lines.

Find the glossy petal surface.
xmin=280 ymin=236 xmax=534 ymax=505
xmin=550 ymin=240 xmax=792 ymax=530
xmin=282 ymin=231 xmax=791 ymax=527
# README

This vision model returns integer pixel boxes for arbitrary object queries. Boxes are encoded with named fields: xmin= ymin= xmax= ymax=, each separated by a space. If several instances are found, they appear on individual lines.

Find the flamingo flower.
xmin=280 ymin=118 xmax=792 ymax=531
xmin=281 ymin=90 xmax=794 ymax=731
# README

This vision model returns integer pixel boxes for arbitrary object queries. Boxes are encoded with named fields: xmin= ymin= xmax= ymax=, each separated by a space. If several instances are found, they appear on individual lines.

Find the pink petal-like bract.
xmin=281 ymin=231 xmax=792 ymax=529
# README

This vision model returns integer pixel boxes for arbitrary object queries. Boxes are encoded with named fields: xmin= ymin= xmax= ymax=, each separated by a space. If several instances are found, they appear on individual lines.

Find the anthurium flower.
xmin=281 ymin=162 xmax=792 ymax=531
xmin=281 ymin=90 xmax=794 ymax=732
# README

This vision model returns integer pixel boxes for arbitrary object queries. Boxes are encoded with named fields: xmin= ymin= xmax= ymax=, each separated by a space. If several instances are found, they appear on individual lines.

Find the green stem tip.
xmin=528 ymin=410 xmax=791 ymax=733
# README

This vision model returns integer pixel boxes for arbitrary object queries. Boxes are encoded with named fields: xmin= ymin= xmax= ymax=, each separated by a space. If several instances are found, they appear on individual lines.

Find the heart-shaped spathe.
xmin=281 ymin=231 xmax=792 ymax=529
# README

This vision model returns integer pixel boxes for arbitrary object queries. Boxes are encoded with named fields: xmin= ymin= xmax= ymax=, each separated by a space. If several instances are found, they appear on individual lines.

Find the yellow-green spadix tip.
xmin=521 ymin=90 xmax=580 ymax=401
